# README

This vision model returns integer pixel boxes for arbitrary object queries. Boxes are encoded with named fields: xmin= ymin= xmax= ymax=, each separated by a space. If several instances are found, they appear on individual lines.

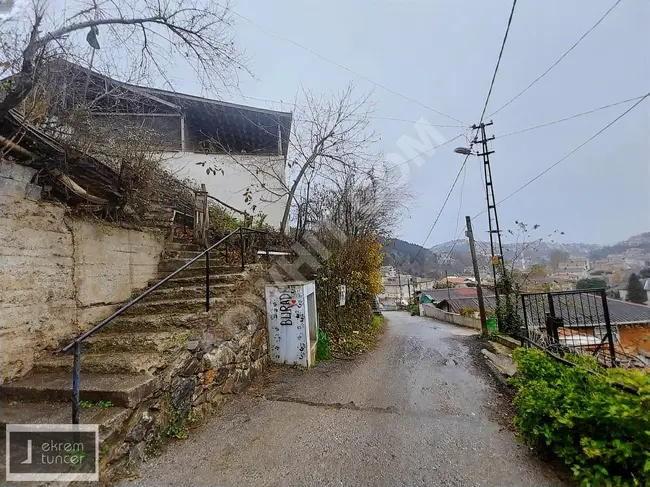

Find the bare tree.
xmin=0 ymin=0 xmax=246 ymax=121
xmin=279 ymin=84 xmax=378 ymax=234
xmin=302 ymin=160 xmax=411 ymax=239
xmin=198 ymin=83 xmax=379 ymax=235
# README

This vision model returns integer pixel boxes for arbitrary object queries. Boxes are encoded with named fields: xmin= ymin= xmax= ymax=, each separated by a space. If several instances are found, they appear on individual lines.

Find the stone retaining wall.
xmin=106 ymin=325 xmax=269 ymax=473
xmin=1 ymin=160 xmax=165 ymax=381
xmin=102 ymin=267 xmax=271 ymax=478
xmin=421 ymin=303 xmax=482 ymax=330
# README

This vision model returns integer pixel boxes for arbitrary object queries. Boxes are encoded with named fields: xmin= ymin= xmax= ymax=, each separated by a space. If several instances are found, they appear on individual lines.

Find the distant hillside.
xmin=431 ymin=232 xmax=650 ymax=267
xmin=381 ymin=238 xmax=441 ymax=278
xmin=431 ymin=239 xmax=600 ymax=264
xmin=589 ymin=232 xmax=650 ymax=261
xmin=432 ymin=240 xmax=599 ymax=258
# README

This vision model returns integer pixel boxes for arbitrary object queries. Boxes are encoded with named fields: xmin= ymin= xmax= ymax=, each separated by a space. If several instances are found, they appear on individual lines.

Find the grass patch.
xmin=328 ymin=314 xmax=386 ymax=356
xmin=79 ymin=400 xmax=114 ymax=409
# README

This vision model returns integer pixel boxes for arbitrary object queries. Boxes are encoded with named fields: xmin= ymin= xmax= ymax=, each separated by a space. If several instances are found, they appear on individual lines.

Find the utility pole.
xmin=473 ymin=121 xmax=506 ymax=303
xmin=445 ymin=270 xmax=451 ymax=300
xmin=466 ymin=216 xmax=488 ymax=337
xmin=397 ymin=271 xmax=403 ymax=306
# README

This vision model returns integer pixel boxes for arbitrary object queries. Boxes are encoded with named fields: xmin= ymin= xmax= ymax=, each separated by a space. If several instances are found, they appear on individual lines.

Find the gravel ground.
xmin=120 ymin=311 xmax=570 ymax=487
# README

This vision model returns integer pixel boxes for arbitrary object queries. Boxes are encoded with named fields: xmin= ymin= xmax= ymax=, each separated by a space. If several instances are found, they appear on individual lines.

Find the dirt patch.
xmin=462 ymin=335 xmax=517 ymax=431
xmin=462 ymin=335 xmax=575 ymax=485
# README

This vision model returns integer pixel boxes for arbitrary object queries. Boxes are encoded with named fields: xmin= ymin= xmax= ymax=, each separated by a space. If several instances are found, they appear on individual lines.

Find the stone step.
xmin=122 ymin=297 xmax=226 ymax=316
xmin=34 ymin=352 xmax=168 ymax=375
xmin=166 ymin=242 xmax=203 ymax=252
xmin=148 ymin=272 xmax=246 ymax=288
xmin=162 ymin=249 xmax=204 ymax=260
xmin=147 ymin=283 xmax=236 ymax=301
xmin=0 ymin=372 xmax=159 ymax=408
xmin=172 ymin=237 xmax=195 ymax=244
xmin=155 ymin=266 xmax=244 ymax=280
xmin=83 ymin=330 xmax=193 ymax=354
xmin=0 ymin=400 xmax=129 ymax=442
xmin=103 ymin=311 xmax=235 ymax=334
xmin=157 ymin=259 xmax=239 ymax=273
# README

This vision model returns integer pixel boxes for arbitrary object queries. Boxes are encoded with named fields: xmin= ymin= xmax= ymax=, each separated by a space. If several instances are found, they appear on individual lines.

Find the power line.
xmin=233 ymin=93 xmax=467 ymax=128
xmin=445 ymin=161 xmax=469 ymax=262
xmin=368 ymin=115 xmax=464 ymax=128
xmin=479 ymin=0 xmax=519 ymax=123
xmin=413 ymin=148 xmax=474 ymax=261
xmin=453 ymin=162 xmax=468 ymax=238
xmin=497 ymin=95 xmax=646 ymax=139
xmin=413 ymin=0 xmax=522 ymax=262
xmin=394 ymin=134 xmax=464 ymax=167
xmin=489 ymin=0 xmax=624 ymax=118
xmin=224 ymin=5 xmax=466 ymax=125
xmin=441 ymin=225 xmax=466 ymax=265
xmin=473 ymin=91 xmax=650 ymax=219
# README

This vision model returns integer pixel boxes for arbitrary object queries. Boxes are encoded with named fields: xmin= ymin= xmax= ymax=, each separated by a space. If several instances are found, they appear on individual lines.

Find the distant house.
xmin=556 ymin=257 xmax=590 ymax=279
xmin=380 ymin=266 xmax=398 ymax=278
xmin=615 ymin=279 xmax=650 ymax=306
xmin=435 ymin=276 xmax=476 ymax=288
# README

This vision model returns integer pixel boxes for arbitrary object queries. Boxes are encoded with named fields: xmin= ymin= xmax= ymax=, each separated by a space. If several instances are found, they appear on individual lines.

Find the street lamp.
xmin=454 ymin=147 xmax=473 ymax=156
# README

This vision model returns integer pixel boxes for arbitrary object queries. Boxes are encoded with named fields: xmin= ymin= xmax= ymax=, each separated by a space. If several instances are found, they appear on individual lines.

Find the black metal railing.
xmin=60 ymin=226 xmax=271 ymax=424
xmin=519 ymin=289 xmax=617 ymax=367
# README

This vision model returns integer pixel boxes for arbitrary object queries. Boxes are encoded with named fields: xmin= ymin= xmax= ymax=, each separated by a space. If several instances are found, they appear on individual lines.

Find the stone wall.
xmin=0 ymin=161 xmax=165 ymax=382
xmin=102 ymin=269 xmax=270 ymax=477
xmin=421 ymin=304 xmax=482 ymax=330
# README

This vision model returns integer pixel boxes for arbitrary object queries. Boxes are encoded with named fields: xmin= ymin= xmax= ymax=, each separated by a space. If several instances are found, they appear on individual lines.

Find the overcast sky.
xmin=28 ymin=0 xmax=650 ymax=246
xmin=217 ymin=0 xmax=649 ymax=247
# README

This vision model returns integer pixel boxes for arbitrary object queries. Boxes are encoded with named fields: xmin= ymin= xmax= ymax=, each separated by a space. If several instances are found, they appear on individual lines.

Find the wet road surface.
xmin=122 ymin=311 xmax=568 ymax=486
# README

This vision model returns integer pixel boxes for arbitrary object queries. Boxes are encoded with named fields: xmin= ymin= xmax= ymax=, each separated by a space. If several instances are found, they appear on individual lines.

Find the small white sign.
xmin=339 ymin=284 xmax=347 ymax=307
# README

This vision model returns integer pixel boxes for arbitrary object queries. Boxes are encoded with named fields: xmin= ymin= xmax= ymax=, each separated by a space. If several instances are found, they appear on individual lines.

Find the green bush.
xmin=511 ymin=348 xmax=650 ymax=487
xmin=316 ymin=328 xmax=332 ymax=361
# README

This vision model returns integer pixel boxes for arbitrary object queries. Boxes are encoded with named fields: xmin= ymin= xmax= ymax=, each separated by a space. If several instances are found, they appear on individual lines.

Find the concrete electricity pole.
xmin=466 ymin=216 xmax=488 ymax=337
xmin=397 ymin=271 xmax=403 ymax=306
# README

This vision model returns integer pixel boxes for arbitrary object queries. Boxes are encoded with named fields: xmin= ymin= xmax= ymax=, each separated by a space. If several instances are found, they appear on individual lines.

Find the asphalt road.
xmin=122 ymin=311 xmax=568 ymax=487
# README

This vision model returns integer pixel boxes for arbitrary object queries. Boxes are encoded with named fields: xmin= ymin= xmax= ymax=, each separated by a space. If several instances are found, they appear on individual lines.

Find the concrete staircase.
xmin=0 ymin=238 xmax=270 ymax=480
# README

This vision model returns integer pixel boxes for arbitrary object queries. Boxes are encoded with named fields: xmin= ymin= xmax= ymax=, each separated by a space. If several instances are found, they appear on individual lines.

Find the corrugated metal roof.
xmin=420 ymin=288 xmax=483 ymax=302
xmin=521 ymin=293 xmax=650 ymax=327
xmin=438 ymin=296 xmax=497 ymax=314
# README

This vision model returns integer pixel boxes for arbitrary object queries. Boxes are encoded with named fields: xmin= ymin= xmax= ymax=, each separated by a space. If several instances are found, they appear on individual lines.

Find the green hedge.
xmin=511 ymin=348 xmax=650 ymax=487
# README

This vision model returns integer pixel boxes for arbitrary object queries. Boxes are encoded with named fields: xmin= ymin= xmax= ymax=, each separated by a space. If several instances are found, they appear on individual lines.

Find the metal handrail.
xmin=61 ymin=226 xmax=271 ymax=424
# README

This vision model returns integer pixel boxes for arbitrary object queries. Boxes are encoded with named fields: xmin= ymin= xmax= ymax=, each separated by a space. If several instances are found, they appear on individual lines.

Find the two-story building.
xmin=15 ymin=60 xmax=293 ymax=227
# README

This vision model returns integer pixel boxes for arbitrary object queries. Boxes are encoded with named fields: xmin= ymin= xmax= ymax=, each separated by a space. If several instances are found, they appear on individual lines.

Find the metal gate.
xmin=520 ymin=289 xmax=617 ymax=367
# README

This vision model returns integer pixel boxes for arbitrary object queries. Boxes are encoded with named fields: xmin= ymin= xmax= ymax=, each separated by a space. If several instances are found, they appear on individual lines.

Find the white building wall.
xmin=161 ymin=152 xmax=288 ymax=228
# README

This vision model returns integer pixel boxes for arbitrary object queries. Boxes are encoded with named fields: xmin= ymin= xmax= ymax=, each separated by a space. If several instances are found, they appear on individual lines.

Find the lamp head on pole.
xmin=454 ymin=147 xmax=473 ymax=156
